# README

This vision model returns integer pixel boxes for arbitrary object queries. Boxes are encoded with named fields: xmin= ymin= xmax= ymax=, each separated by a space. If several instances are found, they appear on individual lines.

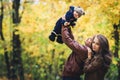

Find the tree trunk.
xmin=11 ymin=0 xmax=24 ymax=80
xmin=0 ymin=0 xmax=11 ymax=79
xmin=0 ymin=0 xmax=4 ymax=40
xmin=113 ymin=24 xmax=120 ymax=80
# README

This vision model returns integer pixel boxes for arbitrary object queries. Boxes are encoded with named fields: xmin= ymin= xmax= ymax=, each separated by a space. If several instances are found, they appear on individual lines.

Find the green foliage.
xmin=105 ymin=63 xmax=118 ymax=80
xmin=0 ymin=54 xmax=7 ymax=77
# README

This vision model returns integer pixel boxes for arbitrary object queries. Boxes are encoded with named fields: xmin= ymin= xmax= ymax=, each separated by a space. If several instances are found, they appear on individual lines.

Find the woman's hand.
xmin=87 ymin=47 xmax=92 ymax=59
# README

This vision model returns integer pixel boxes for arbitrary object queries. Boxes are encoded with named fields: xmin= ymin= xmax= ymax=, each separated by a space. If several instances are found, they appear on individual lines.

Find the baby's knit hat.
xmin=74 ymin=7 xmax=85 ymax=15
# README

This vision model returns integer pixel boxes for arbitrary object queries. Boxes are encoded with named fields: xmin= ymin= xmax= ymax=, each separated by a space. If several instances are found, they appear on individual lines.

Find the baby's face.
xmin=73 ymin=11 xmax=81 ymax=19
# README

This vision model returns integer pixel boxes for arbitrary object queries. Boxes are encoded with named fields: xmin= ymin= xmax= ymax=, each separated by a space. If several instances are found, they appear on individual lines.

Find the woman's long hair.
xmin=95 ymin=34 xmax=109 ymax=54
xmin=92 ymin=34 xmax=112 ymax=68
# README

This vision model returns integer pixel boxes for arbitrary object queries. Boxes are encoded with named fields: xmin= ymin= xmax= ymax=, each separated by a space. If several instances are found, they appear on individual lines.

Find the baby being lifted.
xmin=49 ymin=6 xmax=85 ymax=44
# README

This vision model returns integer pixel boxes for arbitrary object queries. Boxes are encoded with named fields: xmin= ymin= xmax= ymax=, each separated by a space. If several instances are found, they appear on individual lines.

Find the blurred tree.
xmin=0 ymin=0 xmax=119 ymax=80
xmin=0 ymin=0 xmax=11 ymax=79
xmin=0 ymin=0 xmax=4 ymax=42
xmin=11 ymin=0 xmax=24 ymax=80
xmin=113 ymin=23 xmax=120 ymax=80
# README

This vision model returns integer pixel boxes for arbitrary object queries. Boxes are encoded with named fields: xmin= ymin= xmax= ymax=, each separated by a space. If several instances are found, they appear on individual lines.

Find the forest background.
xmin=0 ymin=0 xmax=120 ymax=80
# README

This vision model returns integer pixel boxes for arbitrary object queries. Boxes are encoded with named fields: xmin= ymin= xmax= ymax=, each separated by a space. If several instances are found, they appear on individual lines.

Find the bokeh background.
xmin=0 ymin=0 xmax=120 ymax=80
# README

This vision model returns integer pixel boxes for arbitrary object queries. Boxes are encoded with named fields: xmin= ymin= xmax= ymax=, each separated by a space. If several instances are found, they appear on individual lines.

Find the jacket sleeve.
xmin=61 ymin=25 xmax=88 ymax=61
xmin=65 ymin=12 xmax=72 ymax=22
xmin=83 ymin=55 xmax=103 ymax=73
xmin=65 ymin=6 xmax=74 ymax=22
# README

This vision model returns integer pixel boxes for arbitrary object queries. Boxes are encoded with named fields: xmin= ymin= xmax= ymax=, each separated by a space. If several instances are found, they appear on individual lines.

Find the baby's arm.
xmin=61 ymin=6 xmax=74 ymax=26
xmin=70 ymin=22 xmax=76 ymax=27
xmin=65 ymin=6 xmax=74 ymax=22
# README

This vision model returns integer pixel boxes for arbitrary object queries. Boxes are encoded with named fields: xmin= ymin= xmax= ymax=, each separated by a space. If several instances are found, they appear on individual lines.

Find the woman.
xmin=83 ymin=34 xmax=112 ymax=80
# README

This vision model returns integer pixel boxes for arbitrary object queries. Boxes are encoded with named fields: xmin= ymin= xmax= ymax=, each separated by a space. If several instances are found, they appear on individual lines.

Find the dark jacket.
xmin=49 ymin=6 xmax=77 ymax=44
xmin=61 ymin=26 xmax=88 ymax=77
xmin=63 ymin=6 xmax=77 ymax=26
xmin=54 ymin=6 xmax=77 ymax=34
xmin=83 ymin=53 xmax=112 ymax=80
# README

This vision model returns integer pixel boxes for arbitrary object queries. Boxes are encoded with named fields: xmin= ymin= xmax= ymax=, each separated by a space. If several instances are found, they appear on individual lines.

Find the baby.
xmin=49 ymin=6 xmax=85 ymax=44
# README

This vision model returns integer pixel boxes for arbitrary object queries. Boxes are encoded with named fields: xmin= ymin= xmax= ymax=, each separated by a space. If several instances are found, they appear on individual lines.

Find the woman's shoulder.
xmin=94 ymin=54 xmax=102 ymax=58
xmin=93 ymin=54 xmax=104 ymax=62
xmin=103 ymin=52 xmax=112 ymax=67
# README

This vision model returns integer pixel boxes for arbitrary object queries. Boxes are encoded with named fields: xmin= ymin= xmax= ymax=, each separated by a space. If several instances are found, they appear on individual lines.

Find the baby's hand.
xmin=64 ymin=22 xmax=70 ymax=26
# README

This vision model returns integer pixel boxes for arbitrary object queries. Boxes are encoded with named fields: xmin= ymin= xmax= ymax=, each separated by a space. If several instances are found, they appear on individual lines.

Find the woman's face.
xmin=92 ymin=37 xmax=100 ymax=53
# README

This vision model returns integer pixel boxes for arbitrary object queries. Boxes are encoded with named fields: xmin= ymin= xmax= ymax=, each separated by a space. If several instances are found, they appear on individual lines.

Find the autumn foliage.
xmin=0 ymin=0 xmax=120 ymax=80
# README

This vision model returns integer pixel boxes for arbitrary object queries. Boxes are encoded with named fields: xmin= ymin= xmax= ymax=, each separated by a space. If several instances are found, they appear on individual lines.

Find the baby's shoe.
xmin=56 ymin=36 xmax=63 ymax=44
xmin=49 ymin=32 xmax=56 ymax=41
